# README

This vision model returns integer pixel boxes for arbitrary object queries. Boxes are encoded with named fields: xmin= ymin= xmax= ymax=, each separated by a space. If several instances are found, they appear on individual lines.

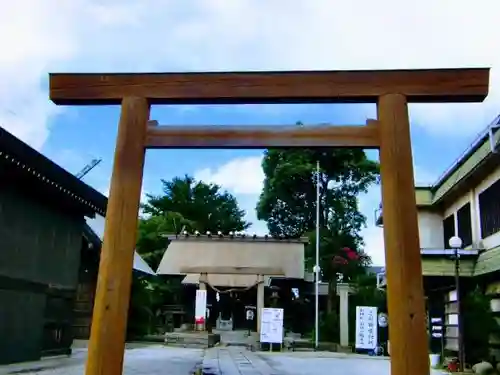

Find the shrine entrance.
xmin=211 ymin=286 xmax=258 ymax=331
xmin=49 ymin=68 xmax=490 ymax=375
xmin=156 ymin=234 xmax=305 ymax=335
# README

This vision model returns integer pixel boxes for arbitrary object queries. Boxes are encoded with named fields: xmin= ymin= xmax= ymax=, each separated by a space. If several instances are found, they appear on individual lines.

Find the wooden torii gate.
xmin=49 ymin=68 xmax=489 ymax=375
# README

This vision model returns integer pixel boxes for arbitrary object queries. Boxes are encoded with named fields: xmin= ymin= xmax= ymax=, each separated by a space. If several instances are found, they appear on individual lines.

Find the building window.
xmin=446 ymin=314 xmax=459 ymax=326
xmin=448 ymin=290 xmax=457 ymax=302
xmin=479 ymin=179 xmax=500 ymax=238
xmin=457 ymin=203 xmax=472 ymax=247
xmin=443 ymin=215 xmax=455 ymax=249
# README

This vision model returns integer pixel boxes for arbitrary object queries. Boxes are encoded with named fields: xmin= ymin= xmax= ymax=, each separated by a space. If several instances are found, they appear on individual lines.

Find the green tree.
xmin=256 ymin=148 xmax=379 ymax=311
xmin=128 ymin=176 xmax=251 ymax=337
xmin=143 ymin=175 xmax=250 ymax=234
xmin=257 ymin=149 xmax=378 ymax=238
xmin=463 ymin=287 xmax=500 ymax=364
xmin=307 ymin=228 xmax=371 ymax=284
xmin=136 ymin=212 xmax=196 ymax=271
xmin=128 ymin=212 xmax=189 ymax=338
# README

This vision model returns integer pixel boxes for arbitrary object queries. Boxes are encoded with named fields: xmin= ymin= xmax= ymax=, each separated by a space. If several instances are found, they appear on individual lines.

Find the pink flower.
xmin=347 ymin=251 xmax=359 ymax=261
xmin=342 ymin=247 xmax=359 ymax=261
xmin=332 ymin=256 xmax=348 ymax=265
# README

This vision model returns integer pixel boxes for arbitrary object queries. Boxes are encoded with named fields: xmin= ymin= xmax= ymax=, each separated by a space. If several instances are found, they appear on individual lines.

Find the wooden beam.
xmin=49 ymin=68 xmax=489 ymax=105
xmin=180 ymin=266 xmax=285 ymax=275
xmin=378 ymin=94 xmax=429 ymax=375
xmin=85 ymin=97 xmax=149 ymax=375
xmin=145 ymin=121 xmax=380 ymax=149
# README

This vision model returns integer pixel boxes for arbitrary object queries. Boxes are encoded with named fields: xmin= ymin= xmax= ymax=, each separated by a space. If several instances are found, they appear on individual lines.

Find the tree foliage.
xmin=256 ymin=148 xmax=379 ymax=279
xmin=136 ymin=212 xmax=195 ymax=271
xmin=128 ymin=175 xmax=250 ymax=337
xmin=463 ymin=287 xmax=500 ymax=364
xmin=307 ymin=228 xmax=371 ymax=284
xmin=142 ymin=175 xmax=250 ymax=235
xmin=257 ymin=149 xmax=378 ymax=236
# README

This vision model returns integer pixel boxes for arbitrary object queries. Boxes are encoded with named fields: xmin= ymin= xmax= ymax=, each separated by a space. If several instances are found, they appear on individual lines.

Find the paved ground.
xmin=0 ymin=346 xmax=447 ymax=375
xmin=258 ymin=351 xmax=447 ymax=375
xmin=0 ymin=346 xmax=203 ymax=375
xmin=202 ymin=347 xmax=276 ymax=375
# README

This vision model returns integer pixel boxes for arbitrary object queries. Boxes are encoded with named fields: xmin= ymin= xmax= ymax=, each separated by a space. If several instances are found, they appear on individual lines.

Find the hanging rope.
xmin=202 ymin=278 xmax=263 ymax=294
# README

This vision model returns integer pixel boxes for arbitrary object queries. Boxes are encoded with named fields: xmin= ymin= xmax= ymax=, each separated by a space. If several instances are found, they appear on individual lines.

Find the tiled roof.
xmin=0 ymin=126 xmax=107 ymax=216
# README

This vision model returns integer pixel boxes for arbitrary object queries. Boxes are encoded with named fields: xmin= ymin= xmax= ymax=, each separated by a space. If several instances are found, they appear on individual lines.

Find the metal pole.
xmin=455 ymin=248 xmax=465 ymax=371
xmin=315 ymin=160 xmax=320 ymax=349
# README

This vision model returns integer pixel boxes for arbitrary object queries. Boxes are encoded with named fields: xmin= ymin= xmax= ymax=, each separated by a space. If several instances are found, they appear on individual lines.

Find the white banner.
xmin=195 ymin=289 xmax=207 ymax=325
xmin=355 ymin=306 xmax=378 ymax=350
xmin=259 ymin=308 xmax=284 ymax=344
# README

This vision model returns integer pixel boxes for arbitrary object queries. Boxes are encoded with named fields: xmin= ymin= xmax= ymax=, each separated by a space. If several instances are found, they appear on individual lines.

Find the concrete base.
xmin=337 ymin=345 xmax=353 ymax=354
xmin=164 ymin=332 xmax=221 ymax=348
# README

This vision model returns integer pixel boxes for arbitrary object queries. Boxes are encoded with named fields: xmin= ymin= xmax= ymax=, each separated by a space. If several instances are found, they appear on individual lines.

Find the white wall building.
xmin=377 ymin=115 xmax=500 ymax=355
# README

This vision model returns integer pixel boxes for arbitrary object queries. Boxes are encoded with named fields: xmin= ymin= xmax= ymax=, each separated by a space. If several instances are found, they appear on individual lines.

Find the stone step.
xmin=163 ymin=342 xmax=208 ymax=349
xmin=164 ymin=333 xmax=221 ymax=349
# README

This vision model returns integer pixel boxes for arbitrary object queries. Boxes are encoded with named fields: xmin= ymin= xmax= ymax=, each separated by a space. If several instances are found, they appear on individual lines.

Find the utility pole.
xmin=314 ymin=160 xmax=320 ymax=349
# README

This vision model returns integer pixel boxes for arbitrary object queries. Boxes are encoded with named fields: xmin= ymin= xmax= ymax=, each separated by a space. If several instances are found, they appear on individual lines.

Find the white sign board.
xmin=355 ymin=306 xmax=378 ymax=350
xmin=259 ymin=308 xmax=284 ymax=344
xmin=195 ymin=289 xmax=207 ymax=324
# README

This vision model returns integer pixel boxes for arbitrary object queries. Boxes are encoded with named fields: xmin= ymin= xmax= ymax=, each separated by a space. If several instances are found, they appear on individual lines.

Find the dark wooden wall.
xmin=73 ymin=243 xmax=99 ymax=339
xmin=0 ymin=185 xmax=84 ymax=364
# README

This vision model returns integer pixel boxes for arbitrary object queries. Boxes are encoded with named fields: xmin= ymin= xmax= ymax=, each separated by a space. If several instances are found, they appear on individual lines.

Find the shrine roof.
xmin=164 ymin=234 xmax=309 ymax=244
xmin=156 ymin=234 xmax=306 ymax=280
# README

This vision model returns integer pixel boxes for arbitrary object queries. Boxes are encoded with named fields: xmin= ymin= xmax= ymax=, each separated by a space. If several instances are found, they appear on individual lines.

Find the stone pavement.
xmin=258 ymin=351 xmax=447 ymax=375
xmin=202 ymin=347 xmax=278 ymax=375
xmin=0 ymin=346 xmax=203 ymax=375
xmin=0 ymin=345 xmax=448 ymax=375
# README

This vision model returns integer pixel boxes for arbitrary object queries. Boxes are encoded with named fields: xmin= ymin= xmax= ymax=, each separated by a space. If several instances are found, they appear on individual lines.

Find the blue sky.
xmin=1 ymin=0 xmax=499 ymax=266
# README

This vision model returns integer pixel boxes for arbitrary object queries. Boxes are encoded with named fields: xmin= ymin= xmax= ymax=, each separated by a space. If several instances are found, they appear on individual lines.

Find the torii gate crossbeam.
xmin=48 ymin=68 xmax=490 ymax=375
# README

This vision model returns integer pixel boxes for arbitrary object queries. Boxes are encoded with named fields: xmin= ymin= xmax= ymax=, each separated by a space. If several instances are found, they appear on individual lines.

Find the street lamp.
xmin=448 ymin=235 xmax=464 ymax=372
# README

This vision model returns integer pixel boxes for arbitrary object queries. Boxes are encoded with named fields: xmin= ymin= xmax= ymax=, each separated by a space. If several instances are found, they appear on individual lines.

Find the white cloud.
xmin=194 ymin=156 xmax=264 ymax=195
xmin=194 ymin=156 xmax=267 ymax=233
xmin=1 ymin=0 xmax=500 ymax=150
xmin=3 ymin=0 xmax=498 ymax=265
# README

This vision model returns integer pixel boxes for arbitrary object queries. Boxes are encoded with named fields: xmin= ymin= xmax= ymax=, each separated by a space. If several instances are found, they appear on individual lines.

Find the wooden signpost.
xmin=49 ymin=68 xmax=489 ymax=375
